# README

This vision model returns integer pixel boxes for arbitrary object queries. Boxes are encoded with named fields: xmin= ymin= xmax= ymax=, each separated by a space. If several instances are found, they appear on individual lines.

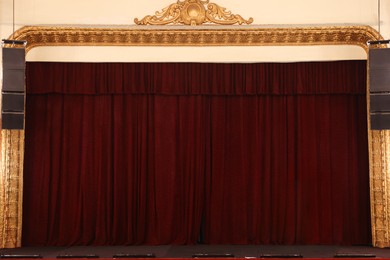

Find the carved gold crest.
xmin=134 ymin=0 xmax=253 ymax=26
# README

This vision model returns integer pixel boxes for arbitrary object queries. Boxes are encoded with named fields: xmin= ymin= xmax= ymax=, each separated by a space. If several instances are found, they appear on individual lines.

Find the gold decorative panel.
xmin=369 ymin=129 xmax=390 ymax=248
xmin=1 ymin=24 xmax=389 ymax=248
xmin=11 ymin=25 xmax=381 ymax=51
xmin=0 ymin=130 xmax=24 ymax=248
xmin=134 ymin=0 xmax=253 ymax=26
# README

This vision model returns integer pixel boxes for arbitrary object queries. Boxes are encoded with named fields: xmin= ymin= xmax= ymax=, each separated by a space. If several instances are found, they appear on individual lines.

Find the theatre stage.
xmin=1 ymin=245 xmax=390 ymax=259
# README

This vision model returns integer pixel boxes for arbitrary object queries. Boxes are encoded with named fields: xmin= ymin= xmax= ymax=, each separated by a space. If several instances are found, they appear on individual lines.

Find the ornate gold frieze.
xmin=134 ymin=0 xmax=253 ymax=26
xmin=11 ymin=25 xmax=382 ymax=52
xmin=3 ymin=24 xmax=390 ymax=248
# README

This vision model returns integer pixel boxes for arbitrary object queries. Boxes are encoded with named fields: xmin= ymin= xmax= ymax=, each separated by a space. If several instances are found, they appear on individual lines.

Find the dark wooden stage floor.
xmin=1 ymin=245 xmax=390 ymax=259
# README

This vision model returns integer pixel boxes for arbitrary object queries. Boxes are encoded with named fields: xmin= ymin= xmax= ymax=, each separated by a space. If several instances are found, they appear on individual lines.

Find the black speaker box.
xmin=2 ymin=48 xmax=25 ymax=70
xmin=2 ymin=93 xmax=25 ymax=112
xmin=370 ymin=93 xmax=390 ymax=113
xmin=2 ymin=48 xmax=26 ymax=92
xmin=2 ymin=69 xmax=25 ymax=92
xmin=369 ymin=48 xmax=390 ymax=93
xmin=56 ymin=255 xmax=99 ymax=259
xmin=370 ymin=113 xmax=390 ymax=130
xmin=113 ymin=254 xmax=155 ymax=258
xmin=334 ymin=253 xmax=376 ymax=258
xmin=260 ymin=254 xmax=303 ymax=258
xmin=192 ymin=254 xmax=234 ymax=258
xmin=1 ymin=113 xmax=24 ymax=129
xmin=0 ymin=255 xmax=42 ymax=259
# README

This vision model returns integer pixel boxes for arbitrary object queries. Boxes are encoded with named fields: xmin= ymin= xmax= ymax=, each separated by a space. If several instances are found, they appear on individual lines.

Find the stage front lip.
xmin=0 ymin=258 xmax=383 ymax=260
xmin=0 ymin=245 xmax=388 ymax=259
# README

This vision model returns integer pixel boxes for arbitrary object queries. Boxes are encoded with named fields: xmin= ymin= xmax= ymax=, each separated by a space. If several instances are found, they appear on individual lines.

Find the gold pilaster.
xmin=369 ymin=130 xmax=390 ymax=247
xmin=0 ymin=130 xmax=24 ymax=248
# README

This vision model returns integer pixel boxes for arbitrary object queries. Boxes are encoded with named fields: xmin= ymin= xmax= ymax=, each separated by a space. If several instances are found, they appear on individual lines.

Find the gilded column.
xmin=369 ymin=130 xmax=390 ymax=247
xmin=0 ymin=129 xmax=24 ymax=248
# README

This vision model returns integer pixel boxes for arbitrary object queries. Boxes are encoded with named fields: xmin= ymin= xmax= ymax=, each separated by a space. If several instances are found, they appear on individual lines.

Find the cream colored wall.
xmin=0 ymin=0 xmax=389 ymax=64
xmin=0 ymin=0 xmax=380 ymax=27
xmin=380 ymin=0 xmax=390 ymax=40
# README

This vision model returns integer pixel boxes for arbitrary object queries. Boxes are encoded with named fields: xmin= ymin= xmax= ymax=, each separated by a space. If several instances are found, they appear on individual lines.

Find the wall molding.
xmin=11 ymin=25 xmax=382 ymax=52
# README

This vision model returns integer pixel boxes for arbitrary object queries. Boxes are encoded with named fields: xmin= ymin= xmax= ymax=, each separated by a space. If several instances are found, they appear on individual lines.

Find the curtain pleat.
xmin=23 ymin=61 xmax=370 ymax=246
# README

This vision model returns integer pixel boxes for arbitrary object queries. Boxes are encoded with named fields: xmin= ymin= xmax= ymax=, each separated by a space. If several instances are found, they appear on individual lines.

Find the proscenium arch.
xmin=1 ymin=24 xmax=389 ymax=248
xmin=9 ymin=25 xmax=385 ymax=51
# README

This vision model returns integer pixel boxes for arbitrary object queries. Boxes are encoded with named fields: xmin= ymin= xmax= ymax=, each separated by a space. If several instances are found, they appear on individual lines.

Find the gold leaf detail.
xmin=206 ymin=3 xmax=253 ymax=25
xmin=134 ymin=0 xmax=253 ymax=26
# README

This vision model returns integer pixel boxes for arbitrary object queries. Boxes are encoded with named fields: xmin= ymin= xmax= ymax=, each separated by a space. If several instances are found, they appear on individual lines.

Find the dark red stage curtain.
xmin=23 ymin=61 xmax=370 ymax=246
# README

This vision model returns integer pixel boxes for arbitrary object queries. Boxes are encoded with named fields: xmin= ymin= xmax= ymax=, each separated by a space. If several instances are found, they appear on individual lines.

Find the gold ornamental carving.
xmin=134 ymin=0 xmax=253 ymax=26
xmin=11 ymin=25 xmax=382 ymax=52
xmin=366 ymin=43 xmax=390 ymax=248
xmin=0 ymin=130 xmax=24 ymax=248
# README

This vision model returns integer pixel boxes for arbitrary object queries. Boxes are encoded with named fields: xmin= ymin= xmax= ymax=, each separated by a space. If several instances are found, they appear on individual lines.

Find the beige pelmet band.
xmin=0 ymin=24 xmax=388 ymax=248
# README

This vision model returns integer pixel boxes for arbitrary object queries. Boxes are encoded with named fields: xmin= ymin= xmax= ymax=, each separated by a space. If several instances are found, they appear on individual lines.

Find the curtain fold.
xmin=26 ymin=62 xmax=366 ymax=95
xmin=23 ymin=61 xmax=370 ymax=246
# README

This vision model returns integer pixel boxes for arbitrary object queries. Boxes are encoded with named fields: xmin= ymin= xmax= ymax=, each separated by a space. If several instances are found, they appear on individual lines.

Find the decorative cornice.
xmin=11 ymin=25 xmax=383 ymax=52
xmin=134 ymin=0 xmax=253 ymax=26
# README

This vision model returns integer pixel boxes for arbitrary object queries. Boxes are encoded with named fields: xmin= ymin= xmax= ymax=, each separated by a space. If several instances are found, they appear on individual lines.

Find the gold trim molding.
xmin=134 ymin=0 xmax=253 ymax=26
xmin=3 ymin=24 xmax=390 ymax=248
xmin=12 ymin=25 xmax=381 ymax=52
xmin=0 ymin=130 xmax=24 ymax=248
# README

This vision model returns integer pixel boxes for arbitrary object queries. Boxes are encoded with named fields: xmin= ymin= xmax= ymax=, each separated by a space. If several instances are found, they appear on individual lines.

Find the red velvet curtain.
xmin=23 ymin=61 xmax=370 ymax=246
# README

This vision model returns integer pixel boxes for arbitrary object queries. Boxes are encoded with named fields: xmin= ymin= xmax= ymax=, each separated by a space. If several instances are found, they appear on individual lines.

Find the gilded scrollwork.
xmin=134 ymin=0 xmax=253 ymax=26
xmin=205 ymin=3 xmax=253 ymax=25
xmin=11 ymin=25 xmax=382 ymax=52
xmin=134 ymin=3 xmax=183 ymax=25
